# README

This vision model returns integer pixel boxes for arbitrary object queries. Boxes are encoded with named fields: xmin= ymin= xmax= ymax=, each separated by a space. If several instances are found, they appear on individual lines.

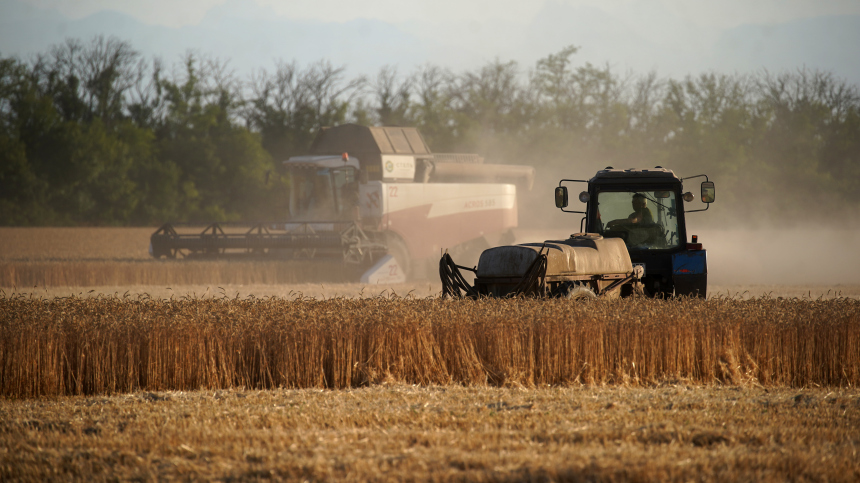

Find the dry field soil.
xmin=2 ymin=386 xmax=858 ymax=481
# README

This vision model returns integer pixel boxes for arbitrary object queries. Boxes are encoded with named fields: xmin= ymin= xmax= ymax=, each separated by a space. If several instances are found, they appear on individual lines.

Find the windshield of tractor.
xmin=289 ymin=167 xmax=358 ymax=220
xmin=596 ymin=190 xmax=680 ymax=250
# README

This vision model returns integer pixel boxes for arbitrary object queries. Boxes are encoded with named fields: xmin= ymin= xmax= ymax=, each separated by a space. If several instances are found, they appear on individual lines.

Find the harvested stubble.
xmin=1 ymin=295 xmax=858 ymax=397
xmin=0 ymin=227 xmax=154 ymax=261
xmin=3 ymin=386 xmax=859 ymax=481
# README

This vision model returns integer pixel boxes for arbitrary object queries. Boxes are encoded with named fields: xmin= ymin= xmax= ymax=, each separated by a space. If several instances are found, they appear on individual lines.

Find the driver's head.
xmin=632 ymin=194 xmax=647 ymax=210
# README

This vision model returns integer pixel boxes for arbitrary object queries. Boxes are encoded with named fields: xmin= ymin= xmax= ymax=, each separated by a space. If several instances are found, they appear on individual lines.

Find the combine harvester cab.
xmin=150 ymin=124 xmax=534 ymax=283
xmin=440 ymin=166 xmax=715 ymax=299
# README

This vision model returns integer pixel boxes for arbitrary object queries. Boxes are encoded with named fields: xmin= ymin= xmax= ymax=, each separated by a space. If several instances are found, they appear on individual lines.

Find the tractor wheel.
xmin=566 ymin=284 xmax=597 ymax=301
xmin=644 ymin=276 xmax=673 ymax=299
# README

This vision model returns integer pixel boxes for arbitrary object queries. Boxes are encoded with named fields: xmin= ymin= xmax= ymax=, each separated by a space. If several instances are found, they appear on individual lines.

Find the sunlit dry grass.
xmin=1 ymin=295 xmax=857 ymax=398
xmin=0 ymin=260 xmax=362 ymax=287
xmin=1 ymin=385 xmax=858 ymax=481
xmin=3 ymin=282 xmax=444 ymax=301
xmin=0 ymin=227 xmax=154 ymax=261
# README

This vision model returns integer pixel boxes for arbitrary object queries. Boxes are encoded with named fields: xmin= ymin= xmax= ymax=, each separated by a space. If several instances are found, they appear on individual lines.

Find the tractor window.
xmin=596 ymin=190 xmax=680 ymax=250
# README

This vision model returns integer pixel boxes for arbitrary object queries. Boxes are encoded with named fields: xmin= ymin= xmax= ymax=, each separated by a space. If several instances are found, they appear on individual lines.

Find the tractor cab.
xmin=555 ymin=167 xmax=715 ymax=297
xmin=594 ymin=189 xmax=681 ymax=250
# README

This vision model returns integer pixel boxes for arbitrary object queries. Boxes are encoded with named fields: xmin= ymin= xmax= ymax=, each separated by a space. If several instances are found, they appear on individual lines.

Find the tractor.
xmin=440 ymin=166 xmax=715 ymax=298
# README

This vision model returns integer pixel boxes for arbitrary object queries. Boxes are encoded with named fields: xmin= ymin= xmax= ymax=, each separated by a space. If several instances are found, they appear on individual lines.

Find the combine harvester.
xmin=150 ymin=124 xmax=534 ymax=283
xmin=440 ymin=167 xmax=715 ymax=298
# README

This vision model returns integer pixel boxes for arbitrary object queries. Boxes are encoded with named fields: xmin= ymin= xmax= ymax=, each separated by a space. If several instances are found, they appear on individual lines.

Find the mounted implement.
xmin=440 ymin=234 xmax=645 ymax=299
xmin=440 ymin=166 xmax=715 ymax=298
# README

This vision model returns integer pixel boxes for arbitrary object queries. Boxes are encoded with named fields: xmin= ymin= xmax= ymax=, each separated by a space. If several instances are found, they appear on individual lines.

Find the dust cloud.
xmin=695 ymin=227 xmax=860 ymax=286
xmin=509 ymin=226 xmax=860 ymax=285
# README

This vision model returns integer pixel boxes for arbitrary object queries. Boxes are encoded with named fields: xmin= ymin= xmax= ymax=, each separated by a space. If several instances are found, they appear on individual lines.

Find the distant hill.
xmin=522 ymin=1 xmax=860 ymax=83
xmin=0 ymin=0 xmax=427 ymax=77
xmin=1 ymin=0 xmax=858 ymax=85
xmin=711 ymin=15 xmax=860 ymax=82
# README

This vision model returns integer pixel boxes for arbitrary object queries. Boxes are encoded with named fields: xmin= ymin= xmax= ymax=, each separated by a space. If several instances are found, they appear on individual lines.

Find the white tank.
xmin=476 ymin=234 xmax=633 ymax=278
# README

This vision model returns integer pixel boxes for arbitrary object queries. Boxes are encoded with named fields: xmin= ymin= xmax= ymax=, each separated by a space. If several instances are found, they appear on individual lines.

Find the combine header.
xmin=150 ymin=124 xmax=534 ymax=283
xmin=150 ymin=221 xmax=383 ymax=261
xmin=441 ymin=167 xmax=715 ymax=298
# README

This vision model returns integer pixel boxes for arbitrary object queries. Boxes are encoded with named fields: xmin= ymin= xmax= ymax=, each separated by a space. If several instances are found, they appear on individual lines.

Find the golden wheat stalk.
xmin=1 ymin=296 xmax=857 ymax=397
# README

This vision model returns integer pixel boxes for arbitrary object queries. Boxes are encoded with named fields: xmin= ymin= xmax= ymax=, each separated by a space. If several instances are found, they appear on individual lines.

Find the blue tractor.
xmin=554 ymin=166 xmax=715 ymax=298
xmin=440 ymin=167 xmax=715 ymax=299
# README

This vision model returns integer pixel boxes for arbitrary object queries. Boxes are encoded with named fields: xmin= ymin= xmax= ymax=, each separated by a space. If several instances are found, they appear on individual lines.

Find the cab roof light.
xmin=687 ymin=234 xmax=703 ymax=250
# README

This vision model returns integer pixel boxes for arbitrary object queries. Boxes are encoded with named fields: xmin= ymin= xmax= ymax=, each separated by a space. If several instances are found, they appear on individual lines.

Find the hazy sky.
xmin=24 ymin=0 xmax=860 ymax=29
xmin=6 ymin=0 xmax=860 ymax=82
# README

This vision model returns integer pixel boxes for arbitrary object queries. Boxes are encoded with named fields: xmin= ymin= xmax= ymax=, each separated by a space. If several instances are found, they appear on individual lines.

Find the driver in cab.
xmin=607 ymin=193 xmax=653 ymax=228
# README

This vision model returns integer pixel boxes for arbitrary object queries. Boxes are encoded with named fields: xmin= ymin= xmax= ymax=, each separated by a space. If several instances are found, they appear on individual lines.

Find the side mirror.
xmin=701 ymin=181 xmax=715 ymax=203
xmin=555 ymin=186 xmax=568 ymax=208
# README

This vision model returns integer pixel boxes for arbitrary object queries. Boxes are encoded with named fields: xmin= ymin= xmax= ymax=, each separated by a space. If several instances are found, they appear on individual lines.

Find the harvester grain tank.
xmin=440 ymin=167 xmax=715 ymax=298
xmin=150 ymin=124 xmax=535 ymax=282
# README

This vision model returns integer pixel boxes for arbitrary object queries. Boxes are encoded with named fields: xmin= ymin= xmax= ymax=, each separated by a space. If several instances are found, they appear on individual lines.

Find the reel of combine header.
xmin=149 ymin=221 xmax=387 ymax=262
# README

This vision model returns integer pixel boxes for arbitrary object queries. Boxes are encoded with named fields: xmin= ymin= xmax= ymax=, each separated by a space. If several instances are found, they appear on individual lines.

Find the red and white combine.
xmin=150 ymin=124 xmax=534 ymax=282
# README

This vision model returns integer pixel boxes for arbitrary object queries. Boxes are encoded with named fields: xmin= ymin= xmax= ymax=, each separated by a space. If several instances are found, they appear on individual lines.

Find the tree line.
xmin=1 ymin=37 xmax=858 ymax=226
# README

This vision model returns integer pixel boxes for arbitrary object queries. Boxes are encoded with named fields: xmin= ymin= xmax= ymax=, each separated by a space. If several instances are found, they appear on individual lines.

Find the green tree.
xmin=247 ymin=60 xmax=364 ymax=162
xmin=0 ymin=57 xmax=51 ymax=224
xmin=754 ymin=69 xmax=860 ymax=218
xmin=409 ymin=65 xmax=457 ymax=151
xmin=372 ymin=66 xmax=413 ymax=126
xmin=156 ymin=55 xmax=278 ymax=221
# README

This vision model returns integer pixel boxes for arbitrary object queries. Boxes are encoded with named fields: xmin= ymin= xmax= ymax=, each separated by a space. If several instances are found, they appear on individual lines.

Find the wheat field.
xmin=2 ymin=295 xmax=857 ymax=398
xmin=3 ymin=228 xmax=860 ymax=481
